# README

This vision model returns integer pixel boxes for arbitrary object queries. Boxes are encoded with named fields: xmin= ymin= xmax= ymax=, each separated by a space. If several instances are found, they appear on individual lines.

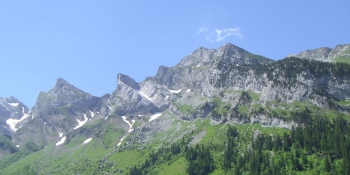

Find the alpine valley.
xmin=1 ymin=43 xmax=350 ymax=175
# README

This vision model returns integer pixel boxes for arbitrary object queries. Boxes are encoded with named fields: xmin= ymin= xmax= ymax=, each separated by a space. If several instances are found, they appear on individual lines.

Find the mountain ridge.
xmin=287 ymin=44 xmax=350 ymax=63
xmin=0 ymin=42 xmax=350 ymax=174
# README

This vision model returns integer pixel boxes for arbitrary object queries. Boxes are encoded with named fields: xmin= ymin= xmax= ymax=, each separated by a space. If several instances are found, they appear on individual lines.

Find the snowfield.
xmin=56 ymin=136 xmax=66 ymax=146
xmin=149 ymin=113 xmax=162 ymax=121
xmin=74 ymin=113 xmax=88 ymax=130
xmin=82 ymin=138 xmax=92 ymax=144
xmin=163 ymin=85 xmax=182 ymax=93
xmin=122 ymin=116 xmax=135 ymax=133
xmin=8 ymin=103 xmax=19 ymax=106
xmin=139 ymin=91 xmax=153 ymax=101
xmin=117 ymin=136 xmax=126 ymax=146
xmin=6 ymin=107 xmax=30 ymax=131
xmin=169 ymin=89 xmax=181 ymax=93
xmin=117 ymin=116 xmax=136 ymax=146
xmin=89 ymin=110 xmax=94 ymax=118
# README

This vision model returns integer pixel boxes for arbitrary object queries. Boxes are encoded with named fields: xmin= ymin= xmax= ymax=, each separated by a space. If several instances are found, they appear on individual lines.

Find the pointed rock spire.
xmin=117 ymin=73 xmax=140 ymax=90
xmin=55 ymin=78 xmax=70 ymax=89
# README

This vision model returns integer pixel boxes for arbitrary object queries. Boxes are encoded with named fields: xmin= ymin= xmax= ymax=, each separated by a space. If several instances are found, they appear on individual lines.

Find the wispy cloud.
xmin=197 ymin=27 xmax=243 ymax=42
xmin=215 ymin=28 xmax=243 ymax=41
xmin=197 ymin=27 xmax=208 ymax=34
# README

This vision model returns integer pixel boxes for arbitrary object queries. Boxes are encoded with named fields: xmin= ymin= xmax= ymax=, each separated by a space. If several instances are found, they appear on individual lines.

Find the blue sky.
xmin=1 ymin=1 xmax=349 ymax=108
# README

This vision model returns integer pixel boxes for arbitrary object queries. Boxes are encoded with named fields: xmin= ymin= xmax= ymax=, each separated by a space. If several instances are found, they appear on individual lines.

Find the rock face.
xmin=287 ymin=44 xmax=350 ymax=62
xmin=0 ymin=97 xmax=29 ymax=135
xmin=104 ymin=43 xmax=350 ymax=122
xmin=3 ymin=42 xmax=350 ymax=154
xmin=13 ymin=78 xmax=103 ymax=147
xmin=328 ymin=44 xmax=350 ymax=59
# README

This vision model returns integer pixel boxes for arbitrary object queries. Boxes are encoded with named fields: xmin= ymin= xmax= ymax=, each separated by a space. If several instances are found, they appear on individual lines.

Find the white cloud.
xmin=197 ymin=27 xmax=243 ymax=42
xmin=197 ymin=27 xmax=208 ymax=34
xmin=206 ymin=36 xmax=214 ymax=43
xmin=215 ymin=28 xmax=243 ymax=41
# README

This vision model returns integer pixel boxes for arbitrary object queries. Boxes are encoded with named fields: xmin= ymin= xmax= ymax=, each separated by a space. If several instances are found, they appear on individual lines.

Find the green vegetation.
xmin=127 ymin=111 xmax=350 ymax=175
xmin=335 ymin=56 xmax=350 ymax=64
xmin=173 ymin=103 xmax=195 ymax=114
xmin=0 ymin=140 xmax=41 ymax=172
xmin=338 ymin=100 xmax=350 ymax=106
xmin=1 ymin=108 xmax=349 ymax=174
xmin=0 ymin=135 xmax=18 ymax=154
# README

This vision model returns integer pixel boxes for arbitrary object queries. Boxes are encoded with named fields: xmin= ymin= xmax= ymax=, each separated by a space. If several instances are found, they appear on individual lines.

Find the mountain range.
xmin=0 ymin=43 xmax=350 ymax=174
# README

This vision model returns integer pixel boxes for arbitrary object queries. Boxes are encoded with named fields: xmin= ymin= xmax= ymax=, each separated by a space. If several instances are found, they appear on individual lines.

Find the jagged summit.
xmin=177 ymin=43 xmax=273 ymax=67
xmin=2 ymin=42 xmax=350 ymax=174
xmin=117 ymin=73 xmax=140 ymax=90
xmin=55 ymin=78 xmax=70 ymax=88
xmin=215 ymin=43 xmax=245 ymax=56
xmin=177 ymin=45 xmax=216 ymax=67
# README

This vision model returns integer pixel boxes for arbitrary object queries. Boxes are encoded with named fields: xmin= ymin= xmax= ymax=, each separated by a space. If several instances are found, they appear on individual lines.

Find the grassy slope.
xmin=334 ymin=56 xmax=350 ymax=64
xmin=0 ymin=116 xmax=126 ymax=174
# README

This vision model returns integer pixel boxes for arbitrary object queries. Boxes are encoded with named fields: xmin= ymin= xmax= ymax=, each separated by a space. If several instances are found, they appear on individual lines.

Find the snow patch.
xmin=117 ymin=136 xmax=126 ymax=146
xmin=186 ymin=89 xmax=191 ymax=92
xmin=8 ymin=103 xmax=19 ymax=107
xmin=139 ymin=91 xmax=152 ymax=101
xmin=58 ymin=132 xmax=63 ymax=137
xmin=74 ymin=113 xmax=88 ymax=130
xmin=89 ymin=110 xmax=95 ymax=118
xmin=122 ymin=116 xmax=135 ymax=132
xmin=16 ymin=145 xmax=19 ymax=148
xmin=82 ymin=138 xmax=92 ymax=144
xmin=196 ymin=63 xmax=201 ymax=67
xmin=163 ymin=85 xmax=181 ymax=94
xmin=6 ymin=107 xmax=30 ymax=131
xmin=117 ymin=116 xmax=136 ymax=147
xmin=169 ymin=89 xmax=181 ymax=93
xmin=149 ymin=113 xmax=162 ymax=121
xmin=56 ymin=136 xmax=66 ymax=146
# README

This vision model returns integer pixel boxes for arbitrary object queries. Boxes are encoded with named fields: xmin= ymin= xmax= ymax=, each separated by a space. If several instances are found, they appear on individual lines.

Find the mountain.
xmin=0 ymin=43 xmax=350 ymax=174
xmin=0 ymin=97 xmax=30 ymax=135
xmin=0 ymin=97 xmax=29 ymax=158
xmin=12 ymin=78 xmax=108 ymax=148
xmin=287 ymin=44 xmax=350 ymax=63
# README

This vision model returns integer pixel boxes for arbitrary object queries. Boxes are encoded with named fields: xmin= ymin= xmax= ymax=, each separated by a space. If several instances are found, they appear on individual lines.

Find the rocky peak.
xmin=287 ymin=47 xmax=332 ymax=61
xmin=327 ymin=44 xmax=350 ymax=59
xmin=155 ymin=66 xmax=168 ymax=78
xmin=0 ymin=96 xmax=29 ymax=135
xmin=214 ymin=43 xmax=246 ymax=58
xmin=33 ymin=78 xmax=99 ymax=109
xmin=213 ymin=43 xmax=273 ymax=65
xmin=52 ymin=78 xmax=76 ymax=94
xmin=56 ymin=78 xmax=69 ymax=86
xmin=287 ymin=44 xmax=350 ymax=62
xmin=0 ymin=96 xmax=28 ymax=116
xmin=117 ymin=73 xmax=140 ymax=91
xmin=177 ymin=46 xmax=216 ymax=67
